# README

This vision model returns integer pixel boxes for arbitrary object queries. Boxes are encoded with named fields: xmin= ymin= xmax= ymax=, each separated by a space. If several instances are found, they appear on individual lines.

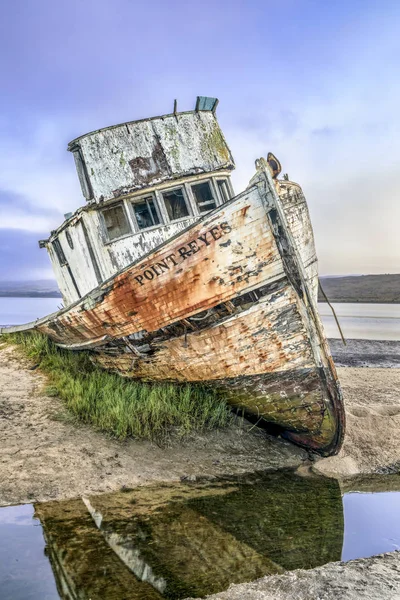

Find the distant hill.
xmin=319 ymin=274 xmax=400 ymax=303
xmin=1 ymin=275 xmax=398 ymax=302
xmin=0 ymin=280 xmax=62 ymax=298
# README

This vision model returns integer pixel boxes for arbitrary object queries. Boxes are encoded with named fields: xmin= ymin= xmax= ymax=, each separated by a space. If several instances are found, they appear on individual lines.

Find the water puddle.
xmin=0 ymin=504 xmax=59 ymax=599
xmin=1 ymin=471 xmax=400 ymax=600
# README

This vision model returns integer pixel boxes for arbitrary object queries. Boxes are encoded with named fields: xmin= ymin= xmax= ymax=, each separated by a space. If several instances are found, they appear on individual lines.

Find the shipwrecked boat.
xmin=1 ymin=97 xmax=345 ymax=455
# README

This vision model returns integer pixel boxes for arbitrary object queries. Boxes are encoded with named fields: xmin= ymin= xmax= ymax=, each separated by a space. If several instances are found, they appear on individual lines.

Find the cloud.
xmin=0 ymin=189 xmax=61 ymax=233
xmin=0 ymin=0 xmax=399 ymax=279
xmin=0 ymin=229 xmax=53 ymax=281
xmin=0 ymin=211 xmax=56 ymax=233
xmin=227 ymin=106 xmax=400 ymax=275
xmin=0 ymin=119 xmax=83 ymax=233
xmin=0 ymin=504 xmax=34 ymax=526
xmin=225 ymin=8 xmax=400 ymax=275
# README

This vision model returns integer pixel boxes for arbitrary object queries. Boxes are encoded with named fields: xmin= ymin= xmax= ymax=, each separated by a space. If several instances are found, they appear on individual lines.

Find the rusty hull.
xmin=2 ymin=166 xmax=345 ymax=456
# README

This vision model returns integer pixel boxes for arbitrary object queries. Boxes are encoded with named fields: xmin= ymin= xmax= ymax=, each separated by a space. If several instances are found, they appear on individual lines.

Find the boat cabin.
xmin=40 ymin=97 xmax=235 ymax=306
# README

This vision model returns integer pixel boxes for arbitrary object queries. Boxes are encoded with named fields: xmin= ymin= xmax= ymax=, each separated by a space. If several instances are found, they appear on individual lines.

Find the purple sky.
xmin=1 ymin=0 xmax=399 ymax=280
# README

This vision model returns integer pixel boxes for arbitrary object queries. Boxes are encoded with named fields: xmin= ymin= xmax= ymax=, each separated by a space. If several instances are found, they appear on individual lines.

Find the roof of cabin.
xmin=67 ymin=105 xmax=235 ymax=203
xmin=68 ymin=109 xmax=215 ymax=149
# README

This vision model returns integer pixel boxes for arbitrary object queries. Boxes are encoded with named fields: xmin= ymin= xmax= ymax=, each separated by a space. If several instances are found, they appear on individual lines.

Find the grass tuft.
xmin=3 ymin=331 xmax=231 ymax=442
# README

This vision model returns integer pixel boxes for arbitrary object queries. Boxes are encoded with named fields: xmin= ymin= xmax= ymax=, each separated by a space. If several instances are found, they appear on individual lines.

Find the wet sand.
xmin=198 ymin=340 xmax=400 ymax=600
xmin=330 ymin=337 xmax=400 ymax=368
xmin=0 ymin=344 xmax=306 ymax=506
xmin=314 ymin=366 xmax=400 ymax=477
xmin=1 ymin=340 xmax=400 ymax=599
xmin=188 ymin=552 xmax=400 ymax=600
xmin=1 ymin=341 xmax=400 ymax=504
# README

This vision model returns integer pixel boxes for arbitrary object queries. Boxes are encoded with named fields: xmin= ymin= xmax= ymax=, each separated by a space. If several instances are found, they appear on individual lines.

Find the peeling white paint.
xmin=43 ymin=109 xmax=316 ymax=312
xmin=70 ymin=111 xmax=234 ymax=203
xmin=46 ymin=108 xmax=236 ymax=305
xmin=47 ymin=171 xmax=233 ymax=305
xmin=46 ymin=174 xmax=316 ymax=308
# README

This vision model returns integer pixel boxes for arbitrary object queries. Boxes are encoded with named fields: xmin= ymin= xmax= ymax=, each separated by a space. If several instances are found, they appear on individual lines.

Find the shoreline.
xmin=1 ymin=340 xmax=399 ymax=502
xmin=329 ymin=338 xmax=400 ymax=368
xmin=0 ymin=344 xmax=307 ymax=507
xmin=320 ymin=299 xmax=400 ymax=304
xmin=1 ymin=341 xmax=400 ymax=598
xmin=187 ymin=552 xmax=400 ymax=600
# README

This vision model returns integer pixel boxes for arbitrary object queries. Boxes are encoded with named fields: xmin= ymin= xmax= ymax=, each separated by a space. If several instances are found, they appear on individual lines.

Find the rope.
xmin=318 ymin=279 xmax=346 ymax=346
xmin=190 ymin=309 xmax=213 ymax=321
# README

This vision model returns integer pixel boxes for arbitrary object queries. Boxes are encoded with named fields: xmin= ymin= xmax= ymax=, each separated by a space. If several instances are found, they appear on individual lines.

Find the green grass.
xmin=3 ymin=331 xmax=231 ymax=442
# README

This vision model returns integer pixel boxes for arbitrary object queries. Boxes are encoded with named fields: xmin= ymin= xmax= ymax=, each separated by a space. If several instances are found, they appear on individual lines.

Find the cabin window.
xmin=131 ymin=196 xmax=161 ymax=230
xmin=217 ymin=179 xmax=231 ymax=203
xmin=52 ymin=238 xmax=67 ymax=266
xmin=191 ymin=181 xmax=216 ymax=213
xmin=66 ymin=230 xmax=74 ymax=249
xmin=162 ymin=188 xmax=190 ymax=221
xmin=101 ymin=204 xmax=131 ymax=241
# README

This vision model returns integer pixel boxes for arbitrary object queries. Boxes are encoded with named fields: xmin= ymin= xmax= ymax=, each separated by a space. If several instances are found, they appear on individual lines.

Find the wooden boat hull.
xmin=1 ymin=164 xmax=345 ymax=455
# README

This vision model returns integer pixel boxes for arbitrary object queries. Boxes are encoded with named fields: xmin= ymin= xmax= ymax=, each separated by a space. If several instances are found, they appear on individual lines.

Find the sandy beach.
xmin=1 ymin=340 xmax=399 ymax=506
xmin=1 ymin=340 xmax=400 ymax=599
xmin=0 ymin=343 xmax=306 ymax=506
xmin=186 ymin=552 xmax=400 ymax=600
xmin=313 ymin=339 xmax=400 ymax=477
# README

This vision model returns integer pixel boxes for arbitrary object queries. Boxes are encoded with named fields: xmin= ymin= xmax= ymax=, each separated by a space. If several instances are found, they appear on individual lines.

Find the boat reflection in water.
xmin=34 ymin=471 xmax=344 ymax=599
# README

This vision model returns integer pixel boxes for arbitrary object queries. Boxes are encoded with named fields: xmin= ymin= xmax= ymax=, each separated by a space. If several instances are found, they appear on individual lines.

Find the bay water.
xmin=1 ymin=472 xmax=400 ymax=600
xmin=0 ymin=297 xmax=399 ymax=340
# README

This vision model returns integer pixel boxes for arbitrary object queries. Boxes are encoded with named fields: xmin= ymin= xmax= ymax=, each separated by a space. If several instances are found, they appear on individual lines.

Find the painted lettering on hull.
xmin=134 ymin=222 xmax=232 ymax=286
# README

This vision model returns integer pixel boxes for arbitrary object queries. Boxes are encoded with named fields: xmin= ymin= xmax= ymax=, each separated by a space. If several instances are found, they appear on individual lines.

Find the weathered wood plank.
xmin=1 ymin=166 xmax=344 ymax=455
xmin=38 ymin=186 xmax=285 ymax=345
xmin=74 ymin=111 xmax=234 ymax=203
xmin=93 ymin=282 xmax=314 ymax=382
